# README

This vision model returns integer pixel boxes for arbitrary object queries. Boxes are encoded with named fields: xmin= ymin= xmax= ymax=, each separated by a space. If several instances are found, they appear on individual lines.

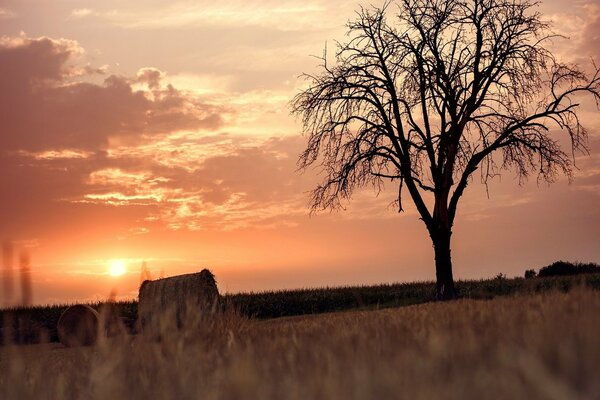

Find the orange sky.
xmin=0 ymin=0 xmax=599 ymax=305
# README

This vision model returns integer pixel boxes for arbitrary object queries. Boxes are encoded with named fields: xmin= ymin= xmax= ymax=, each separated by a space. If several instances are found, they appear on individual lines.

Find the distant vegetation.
xmin=229 ymin=273 xmax=600 ymax=318
xmin=525 ymin=261 xmax=600 ymax=278
xmin=2 ymin=271 xmax=600 ymax=345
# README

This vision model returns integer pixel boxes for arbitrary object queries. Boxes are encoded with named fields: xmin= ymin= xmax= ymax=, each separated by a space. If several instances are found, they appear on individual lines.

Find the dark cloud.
xmin=136 ymin=67 xmax=163 ymax=90
xmin=0 ymin=35 xmax=225 ymax=152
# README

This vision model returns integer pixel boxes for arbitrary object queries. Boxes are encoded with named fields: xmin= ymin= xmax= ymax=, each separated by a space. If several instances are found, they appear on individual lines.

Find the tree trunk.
xmin=432 ymin=230 xmax=456 ymax=300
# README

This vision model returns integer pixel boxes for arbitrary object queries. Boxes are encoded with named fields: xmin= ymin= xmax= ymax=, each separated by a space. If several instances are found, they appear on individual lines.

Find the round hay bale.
xmin=57 ymin=305 xmax=99 ymax=347
xmin=138 ymin=268 xmax=220 ymax=336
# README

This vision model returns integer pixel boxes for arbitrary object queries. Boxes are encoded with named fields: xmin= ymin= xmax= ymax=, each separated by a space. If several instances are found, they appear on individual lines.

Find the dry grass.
xmin=1 ymin=288 xmax=599 ymax=399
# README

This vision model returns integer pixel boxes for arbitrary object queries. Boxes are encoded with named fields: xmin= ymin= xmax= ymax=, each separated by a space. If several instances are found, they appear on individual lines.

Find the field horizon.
xmin=2 ymin=270 xmax=599 ymax=346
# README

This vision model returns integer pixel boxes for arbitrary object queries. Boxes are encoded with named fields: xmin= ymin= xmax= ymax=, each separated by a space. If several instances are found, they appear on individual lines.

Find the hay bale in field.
xmin=57 ymin=305 xmax=99 ymax=347
xmin=138 ymin=269 xmax=219 ymax=334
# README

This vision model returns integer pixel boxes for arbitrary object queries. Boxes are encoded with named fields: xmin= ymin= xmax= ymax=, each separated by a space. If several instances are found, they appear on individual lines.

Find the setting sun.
xmin=108 ymin=260 xmax=127 ymax=277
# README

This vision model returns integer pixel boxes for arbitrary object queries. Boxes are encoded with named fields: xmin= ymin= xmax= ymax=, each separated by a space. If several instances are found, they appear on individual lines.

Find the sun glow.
xmin=109 ymin=259 xmax=127 ymax=277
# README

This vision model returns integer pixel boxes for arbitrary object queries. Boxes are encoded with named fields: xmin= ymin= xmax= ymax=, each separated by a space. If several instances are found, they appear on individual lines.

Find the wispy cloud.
xmin=17 ymin=149 xmax=94 ymax=160
xmin=70 ymin=8 xmax=94 ymax=18
xmin=68 ymin=1 xmax=342 ymax=31
xmin=0 ymin=8 xmax=16 ymax=20
xmin=74 ymin=136 xmax=313 ymax=231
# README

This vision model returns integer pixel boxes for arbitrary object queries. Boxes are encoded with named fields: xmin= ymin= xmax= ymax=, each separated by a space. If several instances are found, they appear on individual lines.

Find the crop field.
xmin=1 ymin=273 xmax=599 ymax=345
xmin=1 ymin=286 xmax=600 ymax=399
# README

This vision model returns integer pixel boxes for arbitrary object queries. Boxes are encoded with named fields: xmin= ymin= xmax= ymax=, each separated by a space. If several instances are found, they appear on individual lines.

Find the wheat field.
xmin=1 ymin=288 xmax=599 ymax=400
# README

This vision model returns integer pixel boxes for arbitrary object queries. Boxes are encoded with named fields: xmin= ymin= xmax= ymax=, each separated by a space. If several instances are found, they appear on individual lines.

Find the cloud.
xmin=541 ymin=1 xmax=600 ymax=63
xmin=67 ymin=1 xmax=341 ymax=32
xmin=578 ymin=5 xmax=600 ymax=59
xmin=70 ymin=9 xmax=93 ymax=18
xmin=0 ymin=34 xmax=82 ymax=82
xmin=0 ymin=34 xmax=226 ymax=152
xmin=71 ymin=130 xmax=417 ymax=232
xmin=0 ymin=8 xmax=15 ymax=20
xmin=136 ymin=67 xmax=164 ymax=90
xmin=0 ymin=33 xmax=321 ymax=234
xmin=74 ymin=135 xmax=314 ymax=231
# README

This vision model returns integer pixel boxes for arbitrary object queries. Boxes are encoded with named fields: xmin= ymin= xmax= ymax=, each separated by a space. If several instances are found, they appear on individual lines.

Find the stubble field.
xmin=1 ymin=287 xmax=599 ymax=400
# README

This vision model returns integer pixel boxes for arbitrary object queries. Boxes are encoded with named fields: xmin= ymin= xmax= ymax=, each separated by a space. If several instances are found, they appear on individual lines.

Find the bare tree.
xmin=291 ymin=0 xmax=600 ymax=299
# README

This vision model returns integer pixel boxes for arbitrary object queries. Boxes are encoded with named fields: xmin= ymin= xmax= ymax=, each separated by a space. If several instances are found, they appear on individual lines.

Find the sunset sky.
xmin=1 ymin=0 xmax=599 ymax=305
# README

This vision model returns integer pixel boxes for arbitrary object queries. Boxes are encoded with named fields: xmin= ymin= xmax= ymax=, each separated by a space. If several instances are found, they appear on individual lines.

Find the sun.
xmin=108 ymin=259 xmax=127 ymax=277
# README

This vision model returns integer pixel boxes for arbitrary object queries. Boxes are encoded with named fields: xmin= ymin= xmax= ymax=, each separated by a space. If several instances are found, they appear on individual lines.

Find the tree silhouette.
xmin=291 ymin=0 xmax=600 ymax=299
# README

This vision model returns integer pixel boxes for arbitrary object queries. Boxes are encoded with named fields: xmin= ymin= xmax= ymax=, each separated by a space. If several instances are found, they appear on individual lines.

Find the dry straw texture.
xmin=57 ymin=305 xmax=99 ymax=347
xmin=138 ymin=269 xmax=219 ymax=335
xmin=1 ymin=288 xmax=600 ymax=399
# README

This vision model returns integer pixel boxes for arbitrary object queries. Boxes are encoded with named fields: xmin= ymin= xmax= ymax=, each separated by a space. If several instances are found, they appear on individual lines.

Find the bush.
xmin=524 ymin=269 xmax=537 ymax=279
xmin=537 ymin=261 xmax=600 ymax=278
